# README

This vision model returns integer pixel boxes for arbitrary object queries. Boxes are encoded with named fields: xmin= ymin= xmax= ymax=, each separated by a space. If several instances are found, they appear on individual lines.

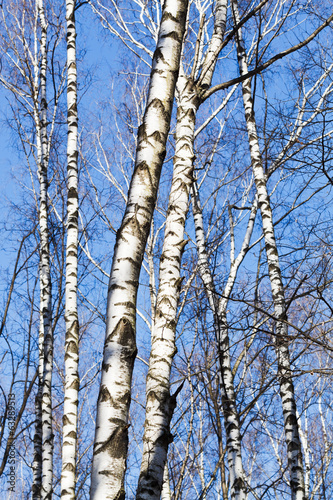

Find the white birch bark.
xmin=136 ymin=64 xmax=199 ymax=500
xmin=198 ymin=0 xmax=227 ymax=88
xmin=61 ymin=0 xmax=79 ymax=498
xmin=90 ymin=1 xmax=189 ymax=498
xmin=33 ymin=2 xmax=54 ymax=498
xmin=160 ymin=463 xmax=171 ymax=500
xmin=136 ymin=3 xmax=228 ymax=497
xmin=231 ymin=1 xmax=305 ymax=498
xmin=192 ymin=180 xmax=257 ymax=500
xmin=32 ymin=7 xmax=45 ymax=495
xmin=33 ymin=313 xmax=44 ymax=500
xmin=296 ymin=409 xmax=310 ymax=499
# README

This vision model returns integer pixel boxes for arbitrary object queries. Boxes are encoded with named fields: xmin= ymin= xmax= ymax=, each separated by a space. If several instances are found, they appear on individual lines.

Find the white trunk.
xmin=136 ymin=66 xmax=199 ymax=500
xmin=32 ymin=328 xmax=43 ymax=500
xmin=90 ymin=1 xmax=188 ymax=498
xmin=231 ymin=1 xmax=305 ymax=498
xmin=136 ymin=4 xmax=229 ymax=497
xmin=296 ymin=409 xmax=310 ymax=499
xmin=61 ymin=0 xmax=79 ymax=498
xmin=198 ymin=0 xmax=227 ymax=87
xmin=214 ymin=315 xmax=246 ymax=500
xmin=191 ymin=181 xmax=254 ymax=500
xmin=160 ymin=463 xmax=171 ymax=500
xmin=198 ymin=398 xmax=206 ymax=498
xmin=33 ymin=2 xmax=54 ymax=498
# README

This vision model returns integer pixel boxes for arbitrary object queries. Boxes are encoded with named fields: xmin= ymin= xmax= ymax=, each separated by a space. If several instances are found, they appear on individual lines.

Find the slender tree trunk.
xmin=136 ymin=66 xmax=199 ymax=500
xmin=160 ymin=463 xmax=171 ymax=500
xmin=61 ymin=0 xmax=79 ymax=498
xmin=90 ymin=1 xmax=189 ymax=498
xmin=32 ymin=18 xmax=44 ymax=500
xmin=191 ymin=181 xmax=256 ymax=500
xmin=215 ymin=311 xmax=246 ymax=500
xmin=136 ymin=4 xmax=229 ymax=497
xmin=231 ymin=1 xmax=305 ymax=498
xmin=198 ymin=0 xmax=227 ymax=87
xmin=32 ymin=322 xmax=43 ymax=500
xmin=32 ymin=2 xmax=54 ymax=498
xmin=297 ymin=409 xmax=310 ymax=499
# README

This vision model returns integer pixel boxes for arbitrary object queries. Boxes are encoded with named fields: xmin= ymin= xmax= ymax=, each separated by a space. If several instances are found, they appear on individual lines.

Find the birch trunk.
xmin=32 ymin=332 xmax=43 ymax=500
xmin=231 ymin=1 xmax=305 ymax=498
xmin=198 ymin=0 xmax=227 ymax=87
xmin=192 ymin=181 xmax=257 ymax=500
xmin=32 ymin=11 xmax=45 ymax=497
xmin=90 ymin=1 xmax=188 ymax=498
xmin=136 ymin=67 xmax=199 ymax=500
xmin=136 ymin=3 xmax=228 ymax=497
xmin=160 ymin=463 xmax=171 ymax=500
xmin=61 ymin=0 xmax=79 ymax=498
xmin=33 ymin=2 xmax=54 ymax=498
xmin=296 ymin=409 xmax=310 ymax=499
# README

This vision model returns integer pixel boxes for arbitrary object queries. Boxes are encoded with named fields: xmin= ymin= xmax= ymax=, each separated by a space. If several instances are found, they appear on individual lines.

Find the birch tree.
xmin=0 ymin=0 xmax=66 ymax=496
xmin=87 ymin=1 xmax=333 ymax=497
xmin=192 ymin=182 xmax=257 ymax=499
xmin=136 ymin=1 xmax=231 ymax=496
xmin=35 ymin=2 xmax=54 ymax=497
xmin=60 ymin=0 xmax=79 ymax=497
xmin=90 ymin=1 xmax=189 ymax=497
xmin=135 ymin=0 xmax=273 ymax=495
xmin=231 ymin=0 xmax=306 ymax=497
xmin=1 ymin=0 xmax=56 ymax=495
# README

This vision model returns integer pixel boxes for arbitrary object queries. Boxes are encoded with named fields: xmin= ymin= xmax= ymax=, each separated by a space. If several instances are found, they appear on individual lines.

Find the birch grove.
xmin=0 ymin=0 xmax=333 ymax=499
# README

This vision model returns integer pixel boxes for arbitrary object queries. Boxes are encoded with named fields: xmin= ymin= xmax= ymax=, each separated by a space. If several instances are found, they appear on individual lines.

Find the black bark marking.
xmin=106 ymin=317 xmax=136 ymax=353
xmin=98 ymin=385 xmax=112 ymax=404
xmin=96 ymin=424 xmax=129 ymax=459
xmin=161 ymin=30 xmax=181 ymax=42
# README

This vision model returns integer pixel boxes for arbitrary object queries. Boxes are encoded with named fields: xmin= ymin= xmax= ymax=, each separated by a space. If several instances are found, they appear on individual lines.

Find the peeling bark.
xmin=90 ymin=1 xmax=189 ymax=498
